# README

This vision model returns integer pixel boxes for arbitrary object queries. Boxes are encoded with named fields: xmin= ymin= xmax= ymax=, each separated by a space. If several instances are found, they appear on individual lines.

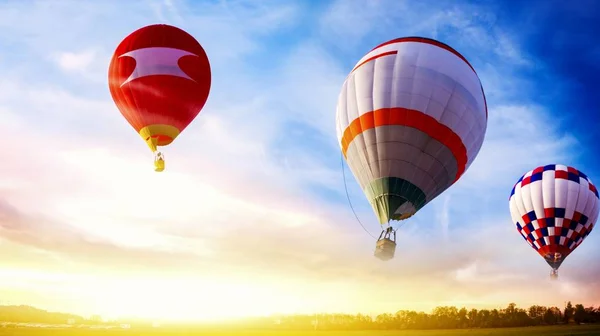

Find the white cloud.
xmin=317 ymin=0 xmax=532 ymax=70
xmin=318 ymin=0 xmax=401 ymax=49
xmin=493 ymin=32 xmax=533 ymax=66
xmin=454 ymin=262 xmax=478 ymax=281
xmin=53 ymin=49 xmax=96 ymax=72
xmin=457 ymin=104 xmax=579 ymax=189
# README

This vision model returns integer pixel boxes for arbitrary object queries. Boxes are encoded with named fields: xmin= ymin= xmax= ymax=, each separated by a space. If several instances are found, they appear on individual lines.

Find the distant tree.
xmin=503 ymin=303 xmax=517 ymax=327
xmin=477 ymin=309 xmax=491 ymax=328
xmin=467 ymin=309 xmax=478 ymax=328
xmin=564 ymin=301 xmax=574 ymax=324
xmin=375 ymin=313 xmax=393 ymax=329
xmin=529 ymin=305 xmax=546 ymax=324
xmin=457 ymin=308 xmax=468 ymax=328
xmin=584 ymin=307 xmax=600 ymax=323
xmin=574 ymin=304 xmax=587 ymax=324
xmin=543 ymin=307 xmax=559 ymax=325
xmin=490 ymin=309 xmax=501 ymax=328
xmin=514 ymin=308 xmax=531 ymax=327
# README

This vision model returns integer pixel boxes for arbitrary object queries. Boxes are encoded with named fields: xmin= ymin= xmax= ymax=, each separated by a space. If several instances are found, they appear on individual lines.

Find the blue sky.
xmin=491 ymin=0 xmax=600 ymax=171
xmin=0 ymin=0 xmax=598 ymax=320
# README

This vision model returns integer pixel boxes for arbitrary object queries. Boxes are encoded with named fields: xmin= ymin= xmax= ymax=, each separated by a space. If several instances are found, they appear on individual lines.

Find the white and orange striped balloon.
xmin=336 ymin=37 xmax=488 ymax=225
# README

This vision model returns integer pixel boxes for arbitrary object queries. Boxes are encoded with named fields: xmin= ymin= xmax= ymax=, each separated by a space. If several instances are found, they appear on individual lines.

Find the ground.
xmin=1 ymin=324 xmax=600 ymax=336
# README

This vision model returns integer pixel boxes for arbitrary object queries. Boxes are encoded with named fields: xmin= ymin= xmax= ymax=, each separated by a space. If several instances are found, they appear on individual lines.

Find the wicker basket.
xmin=374 ymin=238 xmax=396 ymax=261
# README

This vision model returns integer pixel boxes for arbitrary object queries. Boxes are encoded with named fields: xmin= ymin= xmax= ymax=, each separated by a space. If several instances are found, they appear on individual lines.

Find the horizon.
xmin=1 ymin=0 xmax=600 ymax=323
xmin=0 ymin=301 xmax=585 ymax=324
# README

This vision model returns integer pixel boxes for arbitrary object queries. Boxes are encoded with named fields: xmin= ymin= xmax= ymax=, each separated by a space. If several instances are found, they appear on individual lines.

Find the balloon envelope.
xmin=335 ymin=37 xmax=488 ymax=224
xmin=509 ymin=164 xmax=599 ymax=270
xmin=108 ymin=24 xmax=211 ymax=152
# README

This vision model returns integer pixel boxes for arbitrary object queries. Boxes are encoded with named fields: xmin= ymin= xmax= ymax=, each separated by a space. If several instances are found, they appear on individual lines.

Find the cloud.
xmin=0 ymin=197 xmax=212 ymax=272
xmin=317 ymin=0 xmax=531 ymax=67
xmin=456 ymin=104 xmax=579 ymax=190
xmin=318 ymin=0 xmax=401 ymax=49
xmin=52 ymin=49 xmax=97 ymax=73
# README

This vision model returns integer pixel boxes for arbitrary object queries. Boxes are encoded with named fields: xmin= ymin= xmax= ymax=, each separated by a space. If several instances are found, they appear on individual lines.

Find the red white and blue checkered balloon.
xmin=509 ymin=164 xmax=599 ymax=273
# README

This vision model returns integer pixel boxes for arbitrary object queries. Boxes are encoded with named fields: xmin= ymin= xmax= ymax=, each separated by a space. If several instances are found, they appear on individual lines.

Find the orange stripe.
xmin=341 ymin=108 xmax=468 ymax=182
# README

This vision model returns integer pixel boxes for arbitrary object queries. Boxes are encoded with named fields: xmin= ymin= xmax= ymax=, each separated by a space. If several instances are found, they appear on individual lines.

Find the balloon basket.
xmin=154 ymin=152 xmax=165 ymax=172
xmin=375 ymin=227 xmax=397 ymax=261
xmin=374 ymin=238 xmax=396 ymax=261
xmin=550 ymin=269 xmax=558 ymax=280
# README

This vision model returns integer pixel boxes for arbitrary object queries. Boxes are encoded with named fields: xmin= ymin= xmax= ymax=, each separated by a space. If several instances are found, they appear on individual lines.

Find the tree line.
xmin=253 ymin=302 xmax=600 ymax=330
xmin=1 ymin=302 xmax=600 ymax=330
xmin=0 ymin=305 xmax=84 ymax=325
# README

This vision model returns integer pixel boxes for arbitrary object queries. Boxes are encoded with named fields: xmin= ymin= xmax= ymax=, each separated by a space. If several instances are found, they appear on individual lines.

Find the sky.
xmin=0 ymin=0 xmax=599 ymax=322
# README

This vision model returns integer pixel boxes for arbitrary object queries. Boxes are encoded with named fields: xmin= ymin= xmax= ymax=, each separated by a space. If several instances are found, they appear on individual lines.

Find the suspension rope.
xmin=340 ymin=153 xmax=377 ymax=240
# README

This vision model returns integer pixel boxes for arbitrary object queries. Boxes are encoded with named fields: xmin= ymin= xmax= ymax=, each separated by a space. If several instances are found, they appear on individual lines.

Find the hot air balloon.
xmin=509 ymin=164 xmax=599 ymax=279
xmin=335 ymin=37 xmax=488 ymax=261
xmin=108 ymin=24 xmax=211 ymax=172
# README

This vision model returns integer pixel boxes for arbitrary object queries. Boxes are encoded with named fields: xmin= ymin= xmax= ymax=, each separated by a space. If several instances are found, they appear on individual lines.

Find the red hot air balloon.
xmin=108 ymin=24 xmax=211 ymax=172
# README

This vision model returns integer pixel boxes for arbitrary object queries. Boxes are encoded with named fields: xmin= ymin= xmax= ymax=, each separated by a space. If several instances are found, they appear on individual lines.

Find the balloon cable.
xmin=341 ymin=153 xmax=377 ymax=240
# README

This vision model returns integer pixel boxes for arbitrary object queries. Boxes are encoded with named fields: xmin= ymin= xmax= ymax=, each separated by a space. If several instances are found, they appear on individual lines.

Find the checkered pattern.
xmin=516 ymin=209 xmax=593 ymax=252
xmin=509 ymin=164 xmax=599 ymax=262
xmin=510 ymin=164 xmax=599 ymax=199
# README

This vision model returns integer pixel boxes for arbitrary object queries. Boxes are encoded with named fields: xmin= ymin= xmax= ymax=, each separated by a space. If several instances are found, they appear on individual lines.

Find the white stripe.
xmin=336 ymin=41 xmax=486 ymax=168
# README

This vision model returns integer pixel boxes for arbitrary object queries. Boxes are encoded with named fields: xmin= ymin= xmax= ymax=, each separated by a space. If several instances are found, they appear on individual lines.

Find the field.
xmin=1 ymin=325 xmax=600 ymax=336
